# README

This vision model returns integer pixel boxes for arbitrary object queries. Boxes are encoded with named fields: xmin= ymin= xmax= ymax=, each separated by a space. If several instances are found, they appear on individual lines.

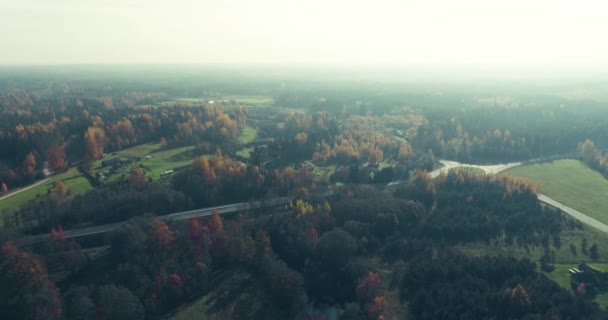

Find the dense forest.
xmin=1 ymin=69 xmax=608 ymax=319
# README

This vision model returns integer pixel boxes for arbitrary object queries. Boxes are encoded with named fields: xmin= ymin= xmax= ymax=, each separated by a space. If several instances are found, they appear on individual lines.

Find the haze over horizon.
xmin=2 ymin=0 xmax=608 ymax=70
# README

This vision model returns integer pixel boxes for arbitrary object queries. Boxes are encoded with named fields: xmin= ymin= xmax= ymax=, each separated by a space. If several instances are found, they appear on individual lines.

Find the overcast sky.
xmin=1 ymin=0 xmax=608 ymax=68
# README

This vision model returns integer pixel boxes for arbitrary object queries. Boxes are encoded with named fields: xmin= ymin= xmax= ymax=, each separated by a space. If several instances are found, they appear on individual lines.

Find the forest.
xmin=1 ymin=68 xmax=608 ymax=319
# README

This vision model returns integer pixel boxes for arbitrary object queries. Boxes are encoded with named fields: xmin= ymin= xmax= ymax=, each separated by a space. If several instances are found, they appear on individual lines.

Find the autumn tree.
xmin=397 ymin=142 xmax=412 ymax=163
xmin=0 ymin=242 xmax=62 ymax=320
xmin=128 ymin=167 xmax=147 ymax=187
xmin=84 ymin=126 xmax=106 ymax=170
xmin=578 ymin=139 xmax=597 ymax=163
xmin=50 ymin=225 xmax=66 ymax=242
xmin=291 ymin=199 xmax=314 ymax=218
xmin=160 ymin=137 xmax=167 ymax=148
xmin=1 ymin=183 xmax=6 ymax=193
xmin=208 ymin=210 xmax=223 ymax=234
xmin=356 ymin=272 xmax=382 ymax=302
xmin=187 ymin=216 xmax=207 ymax=243
xmin=23 ymin=151 xmax=36 ymax=177
xmin=255 ymin=230 xmax=271 ymax=257
xmin=368 ymin=296 xmax=388 ymax=320
xmin=295 ymin=132 xmax=308 ymax=146
xmin=54 ymin=181 xmax=67 ymax=197
xmin=150 ymin=220 xmax=174 ymax=248
xmin=46 ymin=144 xmax=67 ymax=172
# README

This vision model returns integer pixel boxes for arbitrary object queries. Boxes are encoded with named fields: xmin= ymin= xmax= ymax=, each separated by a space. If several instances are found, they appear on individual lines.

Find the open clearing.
xmin=237 ymin=126 xmax=258 ymax=144
xmin=236 ymin=147 xmax=254 ymax=159
xmin=452 ymin=166 xmax=485 ymax=175
xmin=456 ymin=225 xmax=608 ymax=309
xmin=169 ymin=96 xmax=273 ymax=105
xmin=94 ymin=143 xmax=201 ymax=183
xmin=0 ymin=168 xmax=92 ymax=218
xmin=505 ymin=159 xmax=608 ymax=225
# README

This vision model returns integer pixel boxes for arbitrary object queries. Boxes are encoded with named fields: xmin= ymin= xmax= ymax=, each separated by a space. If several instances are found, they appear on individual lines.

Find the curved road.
xmin=428 ymin=159 xmax=608 ymax=233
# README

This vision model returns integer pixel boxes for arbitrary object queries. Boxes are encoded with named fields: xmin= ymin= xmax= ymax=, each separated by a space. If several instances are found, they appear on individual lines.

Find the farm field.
xmin=94 ymin=143 xmax=202 ymax=183
xmin=505 ymin=159 xmax=608 ymax=225
xmin=0 ymin=168 xmax=92 ymax=218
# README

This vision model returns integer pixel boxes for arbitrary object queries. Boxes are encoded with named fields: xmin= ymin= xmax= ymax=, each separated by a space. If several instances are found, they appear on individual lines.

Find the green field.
xmin=0 ymin=168 xmax=92 ymax=217
xmin=170 ymin=96 xmax=273 ymax=105
xmin=226 ymin=96 xmax=274 ymax=105
xmin=505 ymin=159 xmax=608 ymax=225
xmin=94 ymin=143 xmax=202 ymax=183
xmin=453 ymin=166 xmax=485 ymax=175
xmin=238 ymin=126 xmax=258 ymax=144
xmin=236 ymin=147 xmax=254 ymax=159
xmin=169 ymin=294 xmax=215 ymax=320
xmin=313 ymin=164 xmax=337 ymax=179
xmin=456 ymin=225 xmax=608 ymax=309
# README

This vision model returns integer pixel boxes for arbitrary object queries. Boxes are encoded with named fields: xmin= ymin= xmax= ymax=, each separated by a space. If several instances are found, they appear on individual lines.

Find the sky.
xmin=1 ymin=0 xmax=608 ymax=68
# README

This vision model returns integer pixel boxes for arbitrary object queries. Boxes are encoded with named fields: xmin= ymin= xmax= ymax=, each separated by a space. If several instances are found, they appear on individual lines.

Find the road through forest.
xmin=428 ymin=159 xmax=608 ymax=234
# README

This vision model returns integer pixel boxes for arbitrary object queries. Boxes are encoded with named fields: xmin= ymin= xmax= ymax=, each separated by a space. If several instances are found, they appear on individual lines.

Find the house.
xmin=571 ymin=263 xmax=608 ymax=295
xmin=160 ymin=170 xmax=174 ymax=178
xmin=101 ymin=158 xmax=122 ymax=168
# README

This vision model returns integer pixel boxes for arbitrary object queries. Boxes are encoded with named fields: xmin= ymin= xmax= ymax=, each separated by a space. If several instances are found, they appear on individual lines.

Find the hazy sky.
xmin=1 ymin=0 xmax=608 ymax=67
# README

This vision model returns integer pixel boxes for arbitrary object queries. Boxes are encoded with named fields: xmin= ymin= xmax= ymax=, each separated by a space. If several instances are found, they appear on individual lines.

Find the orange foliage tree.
xmin=84 ymin=126 xmax=106 ymax=170
xmin=368 ymin=296 xmax=388 ymax=320
xmin=46 ymin=144 xmax=67 ymax=172
xmin=54 ymin=181 xmax=67 ymax=197
xmin=150 ymin=220 xmax=175 ymax=248
xmin=23 ymin=152 xmax=36 ymax=176
xmin=128 ymin=167 xmax=147 ymax=187
xmin=208 ymin=210 xmax=223 ymax=234
xmin=356 ymin=271 xmax=383 ymax=302
xmin=0 ymin=242 xmax=63 ymax=319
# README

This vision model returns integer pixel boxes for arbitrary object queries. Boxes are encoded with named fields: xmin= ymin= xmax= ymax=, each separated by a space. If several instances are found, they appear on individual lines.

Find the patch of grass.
xmin=313 ymin=164 xmax=337 ymax=179
xmin=236 ymin=147 xmax=254 ymax=159
xmin=169 ymin=293 xmax=215 ymax=320
xmin=595 ymin=293 xmax=608 ymax=310
xmin=379 ymin=161 xmax=392 ymax=170
xmin=115 ymin=143 xmax=161 ymax=158
xmin=456 ymin=225 xmax=608 ymax=309
xmin=505 ymin=159 xmax=608 ymax=225
xmin=168 ymin=268 xmax=281 ymax=320
xmin=545 ymin=263 xmax=608 ymax=309
xmin=228 ymin=96 xmax=274 ymax=105
xmin=544 ymin=264 xmax=576 ymax=290
xmin=94 ymin=143 xmax=203 ymax=183
xmin=453 ymin=166 xmax=485 ymax=175
xmin=238 ymin=126 xmax=258 ymax=144
xmin=0 ymin=168 xmax=92 ymax=217
xmin=455 ymin=226 xmax=608 ymax=265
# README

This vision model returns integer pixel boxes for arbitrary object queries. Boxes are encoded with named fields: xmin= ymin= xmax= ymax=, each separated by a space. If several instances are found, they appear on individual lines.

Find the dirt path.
xmin=0 ymin=177 xmax=51 ymax=202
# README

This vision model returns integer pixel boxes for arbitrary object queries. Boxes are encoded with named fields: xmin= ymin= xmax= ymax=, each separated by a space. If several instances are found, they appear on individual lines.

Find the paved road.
xmin=18 ymin=197 xmax=291 ymax=245
xmin=0 ymin=177 xmax=51 ymax=202
xmin=538 ymin=194 xmax=608 ymax=233
xmin=389 ymin=158 xmax=608 ymax=234
xmin=429 ymin=160 xmax=522 ymax=178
